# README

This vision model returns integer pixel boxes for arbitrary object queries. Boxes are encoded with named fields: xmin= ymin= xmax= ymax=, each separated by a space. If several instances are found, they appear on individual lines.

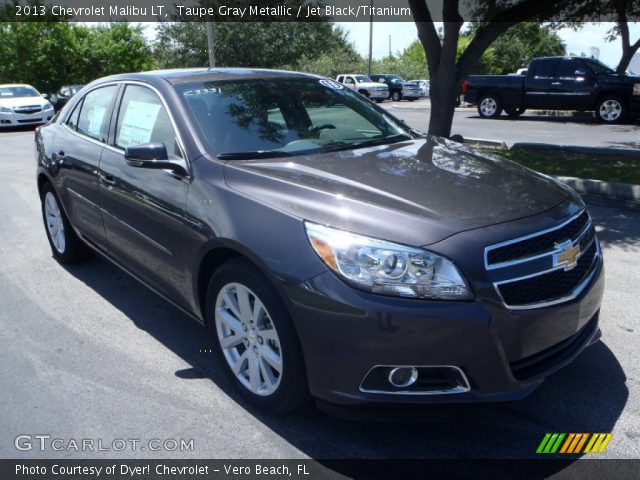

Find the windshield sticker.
xmin=319 ymin=79 xmax=344 ymax=90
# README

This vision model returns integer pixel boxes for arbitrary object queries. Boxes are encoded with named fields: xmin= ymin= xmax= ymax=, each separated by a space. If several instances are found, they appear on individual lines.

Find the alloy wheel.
xmin=44 ymin=192 xmax=65 ymax=254
xmin=480 ymin=98 xmax=497 ymax=117
xmin=598 ymin=100 xmax=622 ymax=122
xmin=215 ymin=283 xmax=283 ymax=396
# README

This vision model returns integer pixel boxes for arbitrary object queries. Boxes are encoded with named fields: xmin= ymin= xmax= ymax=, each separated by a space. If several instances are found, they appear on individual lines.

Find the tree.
xmin=606 ymin=1 xmax=640 ymax=73
xmin=468 ymin=23 xmax=566 ymax=74
xmin=408 ymin=0 xmax=576 ymax=137
xmin=0 ymin=22 xmax=154 ymax=93
xmin=154 ymin=22 xmax=358 ymax=70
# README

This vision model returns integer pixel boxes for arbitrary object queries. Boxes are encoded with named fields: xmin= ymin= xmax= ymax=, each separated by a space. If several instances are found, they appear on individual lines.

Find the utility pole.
xmin=367 ymin=0 xmax=373 ymax=76
xmin=206 ymin=21 xmax=215 ymax=68
xmin=388 ymin=35 xmax=391 ymax=58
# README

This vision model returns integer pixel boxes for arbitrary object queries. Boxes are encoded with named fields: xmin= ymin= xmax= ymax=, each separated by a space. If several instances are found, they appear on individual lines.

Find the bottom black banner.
xmin=3 ymin=459 xmax=639 ymax=479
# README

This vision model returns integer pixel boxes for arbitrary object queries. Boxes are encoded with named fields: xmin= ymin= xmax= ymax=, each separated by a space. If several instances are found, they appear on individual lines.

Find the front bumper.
xmin=0 ymin=110 xmax=53 ymax=127
xmin=369 ymin=90 xmax=389 ymax=99
xmin=288 ymin=249 xmax=604 ymax=407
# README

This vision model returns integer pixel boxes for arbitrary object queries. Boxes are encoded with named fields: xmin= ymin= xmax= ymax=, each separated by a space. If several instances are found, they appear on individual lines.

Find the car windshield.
xmin=176 ymin=77 xmax=411 ymax=158
xmin=0 ymin=86 xmax=39 ymax=98
xmin=583 ymin=59 xmax=615 ymax=75
xmin=354 ymin=75 xmax=372 ymax=83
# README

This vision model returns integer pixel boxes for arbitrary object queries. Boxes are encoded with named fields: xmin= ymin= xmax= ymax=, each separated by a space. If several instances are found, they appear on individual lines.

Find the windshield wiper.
xmin=217 ymin=150 xmax=293 ymax=160
xmin=321 ymin=134 xmax=412 ymax=153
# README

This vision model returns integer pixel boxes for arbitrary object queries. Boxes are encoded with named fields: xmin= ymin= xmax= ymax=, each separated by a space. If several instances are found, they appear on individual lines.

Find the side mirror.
xmin=124 ymin=143 xmax=188 ymax=176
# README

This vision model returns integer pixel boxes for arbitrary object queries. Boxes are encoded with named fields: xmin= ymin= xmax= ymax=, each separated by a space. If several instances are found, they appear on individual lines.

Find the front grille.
xmin=17 ymin=118 xmax=42 ymax=124
xmin=510 ymin=312 xmax=598 ymax=381
xmin=498 ymin=240 xmax=598 ymax=307
xmin=14 ymin=105 xmax=42 ymax=115
xmin=487 ymin=211 xmax=589 ymax=265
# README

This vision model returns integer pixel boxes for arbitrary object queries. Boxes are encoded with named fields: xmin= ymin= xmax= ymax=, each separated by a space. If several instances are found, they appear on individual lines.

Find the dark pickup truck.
xmin=464 ymin=56 xmax=640 ymax=123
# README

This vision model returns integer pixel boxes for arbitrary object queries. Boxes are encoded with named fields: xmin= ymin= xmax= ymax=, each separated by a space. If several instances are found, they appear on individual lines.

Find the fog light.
xmin=388 ymin=367 xmax=418 ymax=388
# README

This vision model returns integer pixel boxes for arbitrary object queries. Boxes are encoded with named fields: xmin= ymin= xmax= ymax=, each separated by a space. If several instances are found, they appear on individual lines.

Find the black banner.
xmin=0 ymin=0 xmax=636 ymax=23
xmin=3 ymin=459 xmax=640 ymax=480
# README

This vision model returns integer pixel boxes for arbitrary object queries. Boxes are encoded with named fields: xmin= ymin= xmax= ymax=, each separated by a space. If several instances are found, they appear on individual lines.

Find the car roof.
xmin=93 ymin=68 xmax=321 ymax=87
xmin=0 ymin=83 xmax=36 ymax=88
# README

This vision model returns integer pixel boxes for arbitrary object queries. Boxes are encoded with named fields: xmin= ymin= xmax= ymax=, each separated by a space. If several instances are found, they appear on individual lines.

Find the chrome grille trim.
xmin=494 ymin=238 xmax=600 ymax=310
xmin=484 ymin=209 xmax=589 ymax=270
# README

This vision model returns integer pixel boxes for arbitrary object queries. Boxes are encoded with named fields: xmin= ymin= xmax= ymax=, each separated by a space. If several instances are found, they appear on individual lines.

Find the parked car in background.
xmin=50 ymin=84 xmax=84 ymax=111
xmin=465 ymin=56 xmax=640 ymax=123
xmin=36 ymin=68 xmax=604 ymax=414
xmin=0 ymin=84 xmax=54 ymax=128
xmin=335 ymin=74 xmax=388 ymax=103
xmin=411 ymin=79 xmax=430 ymax=97
xmin=369 ymin=74 xmax=421 ymax=101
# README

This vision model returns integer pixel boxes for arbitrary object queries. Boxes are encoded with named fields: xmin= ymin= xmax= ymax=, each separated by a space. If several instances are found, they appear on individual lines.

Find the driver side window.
xmin=115 ymin=85 xmax=182 ymax=159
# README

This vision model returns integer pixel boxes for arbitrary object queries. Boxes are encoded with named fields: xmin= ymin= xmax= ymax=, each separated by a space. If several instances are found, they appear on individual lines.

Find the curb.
xmin=459 ymin=138 xmax=640 ymax=201
xmin=555 ymin=176 xmax=640 ymax=201
xmin=460 ymin=137 xmax=507 ymax=148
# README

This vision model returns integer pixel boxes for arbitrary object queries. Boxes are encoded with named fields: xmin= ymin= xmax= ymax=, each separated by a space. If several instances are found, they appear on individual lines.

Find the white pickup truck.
xmin=335 ymin=74 xmax=389 ymax=103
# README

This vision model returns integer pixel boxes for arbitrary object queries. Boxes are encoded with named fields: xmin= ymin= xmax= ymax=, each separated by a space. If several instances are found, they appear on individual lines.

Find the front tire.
xmin=505 ymin=106 xmax=525 ymax=118
xmin=40 ymin=183 xmax=86 ymax=263
xmin=596 ymin=97 xmax=625 ymax=124
xmin=478 ymin=94 xmax=502 ymax=119
xmin=206 ymin=259 xmax=308 ymax=413
xmin=391 ymin=91 xmax=401 ymax=102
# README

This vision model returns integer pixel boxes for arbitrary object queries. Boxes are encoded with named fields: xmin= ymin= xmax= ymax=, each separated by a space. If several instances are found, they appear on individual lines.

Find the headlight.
xmin=633 ymin=84 xmax=640 ymax=96
xmin=0 ymin=106 xmax=12 ymax=113
xmin=305 ymin=222 xmax=473 ymax=300
xmin=43 ymin=103 xmax=53 ymax=110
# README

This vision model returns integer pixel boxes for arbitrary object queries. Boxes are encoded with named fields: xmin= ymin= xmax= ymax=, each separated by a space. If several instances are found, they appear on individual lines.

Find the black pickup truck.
xmin=464 ymin=56 xmax=640 ymax=123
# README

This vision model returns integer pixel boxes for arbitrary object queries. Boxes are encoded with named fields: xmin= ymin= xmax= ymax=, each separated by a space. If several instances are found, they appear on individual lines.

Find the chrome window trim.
xmin=484 ymin=209 xmax=588 ymax=270
xmin=493 ymin=238 xmax=600 ymax=311
xmin=60 ymin=80 xmax=191 ymax=177
xmin=359 ymin=365 xmax=471 ymax=396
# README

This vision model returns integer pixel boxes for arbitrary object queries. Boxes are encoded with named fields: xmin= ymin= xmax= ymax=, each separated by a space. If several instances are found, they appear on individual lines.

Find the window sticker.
xmin=319 ymin=79 xmax=344 ymax=90
xmin=86 ymin=106 xmax=106 ymax=138
xmin=118 ymin=100 xmax=161 ymax=147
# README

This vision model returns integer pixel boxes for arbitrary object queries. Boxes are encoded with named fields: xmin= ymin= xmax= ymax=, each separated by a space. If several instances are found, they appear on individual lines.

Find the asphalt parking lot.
xmin=382 ymin=98 xmax=640 ymax=150
xmin=0 ymin=127 xmax=639 ymax=464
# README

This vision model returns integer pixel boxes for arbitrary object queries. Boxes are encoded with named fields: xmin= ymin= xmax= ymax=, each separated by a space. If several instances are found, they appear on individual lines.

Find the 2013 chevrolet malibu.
xmin=36 ymin=69 xmax=604 ymax=413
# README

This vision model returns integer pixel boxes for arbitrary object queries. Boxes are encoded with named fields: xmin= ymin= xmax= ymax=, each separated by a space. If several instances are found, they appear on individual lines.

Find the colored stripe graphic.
xmin=537 ymin=433 xmax=613 ymax=454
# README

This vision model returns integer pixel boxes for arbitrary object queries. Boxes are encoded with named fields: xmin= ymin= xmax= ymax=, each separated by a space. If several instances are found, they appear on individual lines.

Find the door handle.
xmin=551 ymin=82 xmax=562 ymax=86
xmin=98 ymin=172 xmax=116 ymax=187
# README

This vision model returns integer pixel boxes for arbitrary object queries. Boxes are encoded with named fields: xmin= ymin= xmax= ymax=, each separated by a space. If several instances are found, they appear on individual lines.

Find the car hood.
xmin=223 ymin=137 xmax=574 ymax=246
xmin=359 ymin=82 xmax=387 ymax=88
xmin=0 ymin=96 xmax=49 ymax=108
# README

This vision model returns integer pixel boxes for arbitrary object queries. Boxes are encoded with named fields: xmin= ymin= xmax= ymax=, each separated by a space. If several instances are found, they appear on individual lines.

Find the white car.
xmin=0 ymin=84 xmax=55 ymax=128
xmin=335 ymin=74 xmax=389 ymax=103
xmin=411 ymin=79 xmax=430 ymax=97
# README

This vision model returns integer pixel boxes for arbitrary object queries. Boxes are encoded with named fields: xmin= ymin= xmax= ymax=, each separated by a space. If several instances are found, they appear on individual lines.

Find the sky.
xmin=337 ymin=22 xmax=640 ymax=69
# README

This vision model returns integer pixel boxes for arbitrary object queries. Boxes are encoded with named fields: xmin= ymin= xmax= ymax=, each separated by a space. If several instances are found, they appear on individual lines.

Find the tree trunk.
xmin=616 ymin=42 xmax=640 ymax=74
xmin=428 ymin=71 xmax=460 ymax=138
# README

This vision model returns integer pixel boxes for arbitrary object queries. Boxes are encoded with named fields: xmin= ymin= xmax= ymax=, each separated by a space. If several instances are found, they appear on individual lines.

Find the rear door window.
xmin=76 ymin=85 xmax=119 ymax=142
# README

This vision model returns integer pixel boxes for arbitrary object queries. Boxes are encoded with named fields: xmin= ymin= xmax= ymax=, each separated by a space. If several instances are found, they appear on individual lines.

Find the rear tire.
xmin=205 ymin=259 xmax=309 ymax=413
xmin=40 ymin=183 xmax=87 ymax=263
xmin=477 ymin=94 xmax=502 ymax=119
xmin=596 ymin=96 xmax=625 ymax=124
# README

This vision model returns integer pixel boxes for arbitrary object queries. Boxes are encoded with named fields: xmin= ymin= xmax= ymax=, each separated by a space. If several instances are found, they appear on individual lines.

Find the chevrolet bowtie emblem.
xmin=554 ymin=240 xmax=581 ymax=271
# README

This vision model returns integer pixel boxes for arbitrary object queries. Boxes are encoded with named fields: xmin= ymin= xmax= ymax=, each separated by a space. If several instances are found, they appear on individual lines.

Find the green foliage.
xmin=464 ymin=23 xmax=566 ymax=74
xmin=0 ymin=22 xmax=154 ymax=93
xmin=154 ymin=22 xmax=359 ymax=70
